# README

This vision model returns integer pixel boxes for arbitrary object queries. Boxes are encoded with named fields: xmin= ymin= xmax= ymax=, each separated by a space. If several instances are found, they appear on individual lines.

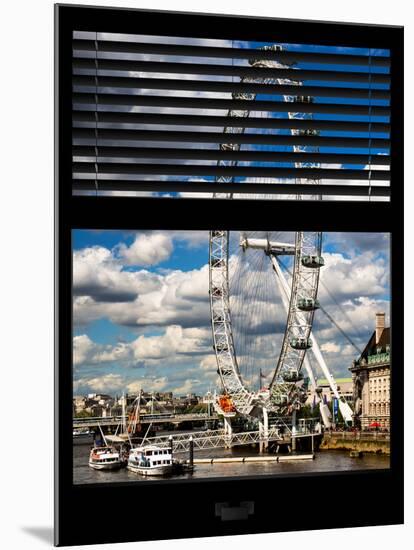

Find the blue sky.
xmin=73 ymin=230 xmax=390 ymax=397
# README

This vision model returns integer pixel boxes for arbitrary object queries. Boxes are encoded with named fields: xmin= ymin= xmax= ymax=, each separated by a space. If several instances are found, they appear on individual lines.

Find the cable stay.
xmin=278 ymin=258 xmax=362 ymax=355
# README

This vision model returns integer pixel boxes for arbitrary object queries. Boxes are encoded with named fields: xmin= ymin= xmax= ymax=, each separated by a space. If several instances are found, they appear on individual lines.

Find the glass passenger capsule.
xmin=298 ymin=128 xmax=319 ymax=137
xmin=301 ymin=255 xmax=325 ymax=268
xmin=271 ymin=393 xmax=289 ymax=406
xmin=297 ymin=298 xmax=320 ymax=311
xmin=295 ymin=95 xmax=314 ymax=104
xmin=282 ymin=369 xmax=304 ymax=383
xmin=216 ymin=343 xmax=229 ymax=352
xmin=289 ymin=337 xmax=313 ymax=350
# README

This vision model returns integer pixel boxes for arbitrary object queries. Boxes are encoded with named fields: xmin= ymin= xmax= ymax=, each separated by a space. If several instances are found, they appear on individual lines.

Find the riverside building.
xmin=350 ymin=312 xmax=390 ymax=429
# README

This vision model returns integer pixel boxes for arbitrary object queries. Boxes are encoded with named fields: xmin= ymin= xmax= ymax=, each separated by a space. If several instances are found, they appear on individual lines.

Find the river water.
xmin=73 ymin=442 xmax=390 ymax=485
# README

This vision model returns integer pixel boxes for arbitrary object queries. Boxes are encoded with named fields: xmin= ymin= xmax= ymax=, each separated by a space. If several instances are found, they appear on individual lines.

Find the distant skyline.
xmin=73 ymin=230 xmax=390 ymax=396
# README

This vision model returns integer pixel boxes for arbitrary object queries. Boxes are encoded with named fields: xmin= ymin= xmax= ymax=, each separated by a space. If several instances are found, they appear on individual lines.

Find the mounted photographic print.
xmin=55 ymin=4 xmax=403 ymax=546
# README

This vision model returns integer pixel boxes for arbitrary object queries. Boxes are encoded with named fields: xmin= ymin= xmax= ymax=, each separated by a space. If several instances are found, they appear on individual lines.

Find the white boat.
xmin=73 ymin=428 xmax=94 ymax=444
xmin=127 ymin=445 xmax=173 ymax=476
xmin=88 ymin=446 xmax=122 ymax=470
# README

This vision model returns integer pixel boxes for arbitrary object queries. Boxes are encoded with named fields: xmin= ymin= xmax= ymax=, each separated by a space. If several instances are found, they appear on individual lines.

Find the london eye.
xmin=209 ymin=45 xmax=353 ymax=428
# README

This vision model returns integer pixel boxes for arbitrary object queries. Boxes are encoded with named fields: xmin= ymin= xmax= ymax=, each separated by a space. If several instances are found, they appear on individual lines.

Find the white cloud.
xmin=171 ymin=379 xmax=197 ymax=395
xmin=319 ymin=251 xmax=388 ymax=301
xmin=118 ymin=232 xmax=173 ymax=266
xmin=200 ymin=355 xmax=217 ymax=371
xmin=320 ymin=342 xmax=341 ymax=354
xmin=73 ymin=236 xmax=211 ymax=328
xmin=129 ymin=325 xmax=211 ymax=363
xmin=74 ymin=373 xmax=125 ymax=394
xmin=73 ymin=334 xmax=133 ymax=367
xmin=73 ymin=334 xmax=97 ymax=366
xmin=127 ymin=377 xmax=169 ymax=394
xmin=73 ymin=245 xmax=161 ymax=303
xmin=74 ymin=325 xmax=211 ymax=370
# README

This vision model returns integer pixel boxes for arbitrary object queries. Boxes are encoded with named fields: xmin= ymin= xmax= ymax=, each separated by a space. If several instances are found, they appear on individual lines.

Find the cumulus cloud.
xmin=74 ymin=373 xmax=125 ymax=394
xmin=73 ymin=334 xmax=133 ymax=367
xmin=319 ymin=250 xmax=389 ymax=302
xmin=166 ymin=231 xmax=208 ymax=248
xmin=200 ymin=355 xmax=217 ymax=371
xmin=131 ymin=325 xmax=210 ymax=363
xmin=74 ymin=325 xmax=211 ymax=369
xmin=320 ymin=342 xmax=341 ymax=354
xmin=118 ymin=232 xmax=173 ymax=266
xmin=73 ymin=334 xmax=97 ymax=366
xmin=73 ymin=246 xmax=161 ymax=303
xmin=171 ymin=379 xmax=198 ymax=395
xmin=74 ymin=264 xmax=210 ymax=329
xmin=324 ymin=232 xmax=390 ymax=257
xmin=126 ymin=377 xmax=169 ymax=394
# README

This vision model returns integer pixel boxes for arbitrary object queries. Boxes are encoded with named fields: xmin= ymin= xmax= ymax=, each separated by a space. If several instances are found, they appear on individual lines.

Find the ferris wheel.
xmin=209 ymin=46 xmax=353 ymax=426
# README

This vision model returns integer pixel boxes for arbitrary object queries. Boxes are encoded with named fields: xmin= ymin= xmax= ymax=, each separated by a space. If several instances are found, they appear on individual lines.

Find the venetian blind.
xmin=72 ymin=32 xmax=390 ymax=201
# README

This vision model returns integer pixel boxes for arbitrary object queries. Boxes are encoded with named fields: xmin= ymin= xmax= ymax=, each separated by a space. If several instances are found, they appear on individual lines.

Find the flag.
xmin=333 ymin=398 xmax=339 ymax=422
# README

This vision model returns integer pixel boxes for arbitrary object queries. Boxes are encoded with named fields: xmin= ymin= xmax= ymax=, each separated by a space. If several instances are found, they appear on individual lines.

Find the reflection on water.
xmin=73 ymin=443 xmax=390 ymax=485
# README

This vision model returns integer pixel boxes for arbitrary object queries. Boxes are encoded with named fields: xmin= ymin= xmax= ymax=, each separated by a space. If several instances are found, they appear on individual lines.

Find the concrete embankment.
xmin=320 ymin=433 xmax=390 ymax=455
xmin=185 ymin=454 xmax=315 ymax=465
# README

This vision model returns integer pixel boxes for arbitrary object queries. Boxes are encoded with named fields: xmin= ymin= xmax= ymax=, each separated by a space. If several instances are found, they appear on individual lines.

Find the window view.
xmin=73 ymin=229 xmax=391 ymax=484
xmin=72 ymin=33 xmax=390 ymax=201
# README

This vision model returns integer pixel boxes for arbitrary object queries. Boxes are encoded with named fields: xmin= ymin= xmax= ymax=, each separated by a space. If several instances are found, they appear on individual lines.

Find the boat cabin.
xmin=90 ymin=446 xmax=120 ymax=463
xmin=130 ymin=446 xmax=173 ymax=468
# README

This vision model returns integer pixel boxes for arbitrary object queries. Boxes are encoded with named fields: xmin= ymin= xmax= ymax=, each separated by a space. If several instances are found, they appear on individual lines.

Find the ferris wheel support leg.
xmin=223 ymin=416 xmax=232 ymax=449
xmin=308 ymin=339 xmax=353 ymax=424
xmin=259 ymin=407 xmax=269 ymax=453
xmin=319 ymin=402 xmax=332 ymax=428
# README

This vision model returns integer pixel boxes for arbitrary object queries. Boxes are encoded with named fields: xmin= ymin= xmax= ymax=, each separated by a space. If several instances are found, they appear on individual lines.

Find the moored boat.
xmin=73 ymin=428 xmax=94 ymax=445
xmin=127 ymin=445 xmax=173 ymax=476
xmin=88 ymin=446 xmax=122 ymax=470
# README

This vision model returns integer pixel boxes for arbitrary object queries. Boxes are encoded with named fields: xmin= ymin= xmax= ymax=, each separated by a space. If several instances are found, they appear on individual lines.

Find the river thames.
xmin=73 ymin=442 xmax=390 ymax=485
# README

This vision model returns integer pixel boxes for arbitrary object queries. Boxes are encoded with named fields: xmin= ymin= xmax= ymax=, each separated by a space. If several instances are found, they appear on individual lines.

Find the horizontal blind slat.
xmin=73 ymin=162 xmax=390 ymax=180
xmin=73 ymin=179 xmax=390 ymax=197
xmin=73 ymin=38 xmax=390 ymax=67
xmin=72 ymin=93 xmax=390 ymax=116
xmin=73 ymin=58 xmax=390 ymax=84
xmin=73 ymin=128 xmax=390 ymax=148
xmin=73 ymin=111 xmax=390 ymax=133
xmin=72 ymin=75 xmax=390 ymax=100
xmin=72 ymin=146 xmax=390 ymax=166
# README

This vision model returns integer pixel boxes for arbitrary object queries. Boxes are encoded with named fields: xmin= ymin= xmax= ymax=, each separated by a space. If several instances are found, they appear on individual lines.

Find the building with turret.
xmin=349 ymin=312 xmax=390 ymax=429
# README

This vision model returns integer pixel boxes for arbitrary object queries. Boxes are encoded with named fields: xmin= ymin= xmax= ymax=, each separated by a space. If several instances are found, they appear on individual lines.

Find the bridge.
xmin=143 ymin=427 xmax=284 ymax=452
xmin=138 ymin=426 xmax=320 ymax=453
xmin=73 ymin=413 xmax=320 ymax=453
xmin=73 ymin=412 xmax=218 ymax=429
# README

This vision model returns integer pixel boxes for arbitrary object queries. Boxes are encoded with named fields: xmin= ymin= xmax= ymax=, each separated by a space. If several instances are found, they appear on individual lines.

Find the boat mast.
xmin=122 ymin=392 xmax=126 ymax=435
